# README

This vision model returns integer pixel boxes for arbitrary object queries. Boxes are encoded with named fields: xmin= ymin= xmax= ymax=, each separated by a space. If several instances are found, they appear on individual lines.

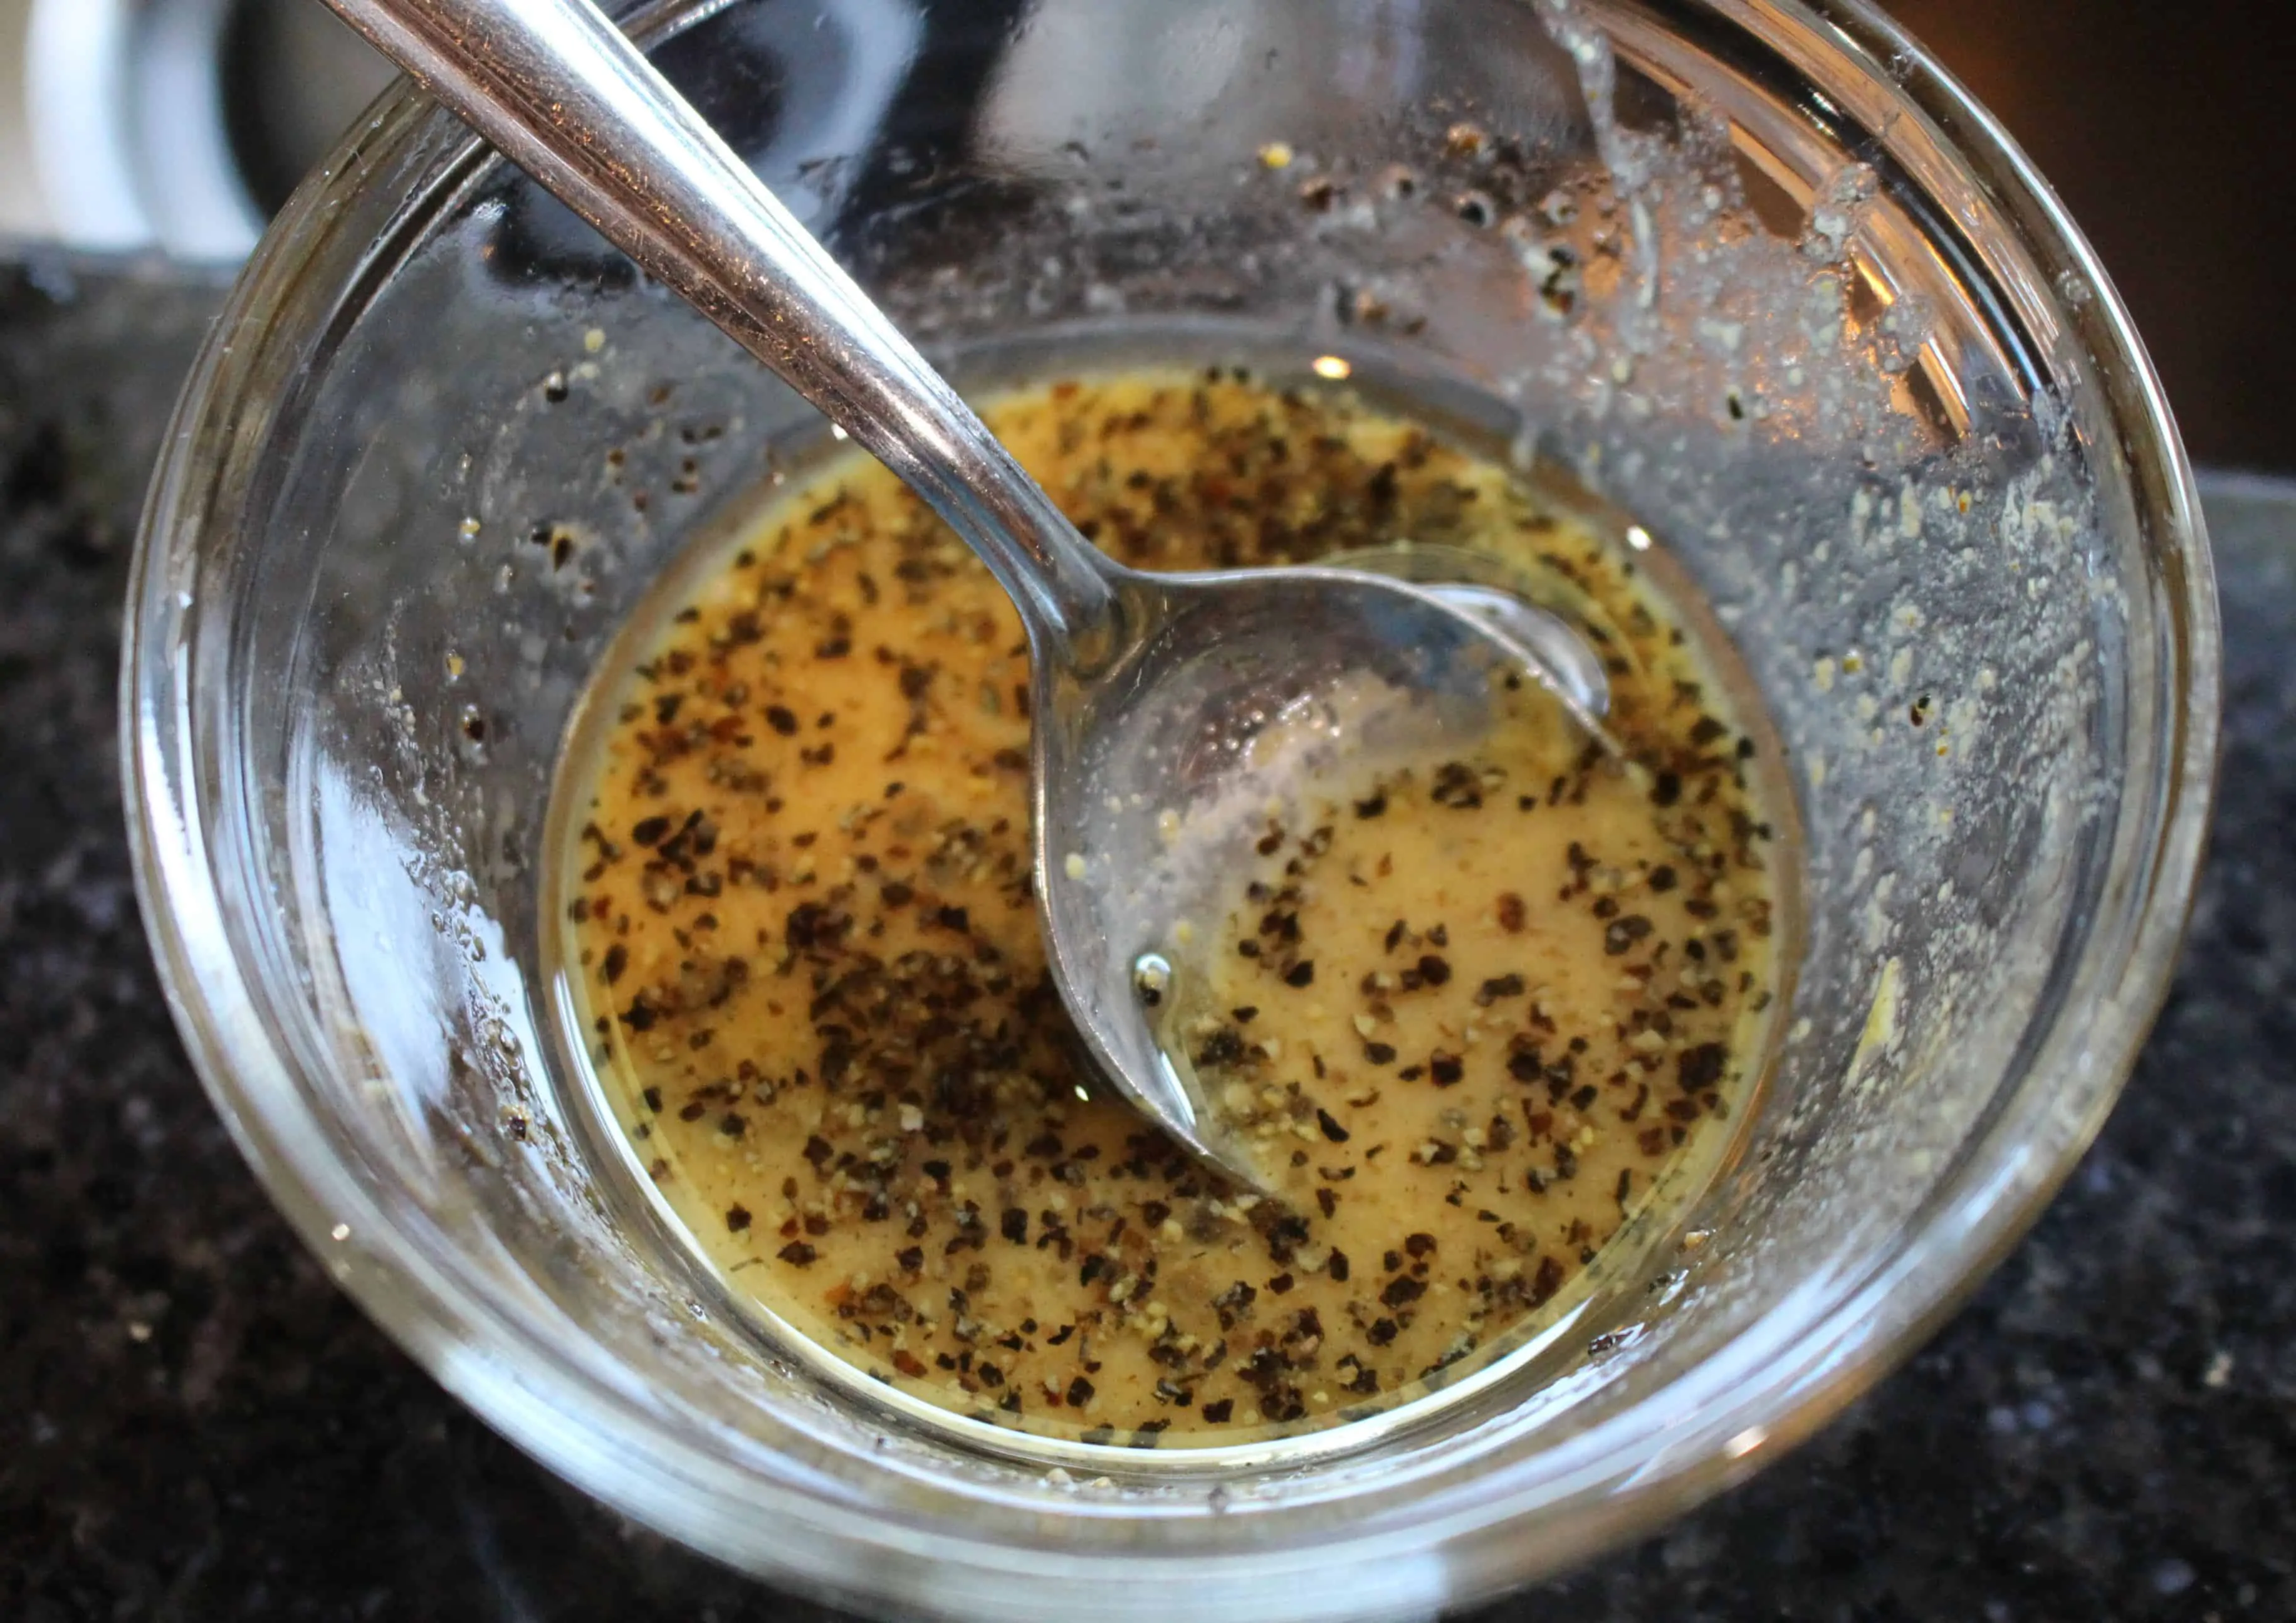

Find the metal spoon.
xmin=325 ymin=0 xmax=1607 ymax=1191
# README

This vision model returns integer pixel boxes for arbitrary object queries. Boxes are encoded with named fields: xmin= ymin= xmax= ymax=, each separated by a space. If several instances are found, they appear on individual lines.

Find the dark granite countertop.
xmin=1 ymin=260 xmax=2289 ymax=1622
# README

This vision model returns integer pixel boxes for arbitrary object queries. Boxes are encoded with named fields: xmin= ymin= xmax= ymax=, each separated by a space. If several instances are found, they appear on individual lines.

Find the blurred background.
xmin=0 ymin=0 xmax=2287 ymax=465
xmin=1883 ymin=0 xmax=2290 ymax=471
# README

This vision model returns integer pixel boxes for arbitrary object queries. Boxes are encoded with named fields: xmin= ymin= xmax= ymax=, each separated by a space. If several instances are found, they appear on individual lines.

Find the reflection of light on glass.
xmin=1626 ymin=525 xmax=1653 ymax=551
xmin=1725 ymin=1426 xmax=1768 ymax=1458
xmin=1313 ymin=354 xmax=1353 ymax=380
xmin=830 ymin=423 xmax=849 ymax=439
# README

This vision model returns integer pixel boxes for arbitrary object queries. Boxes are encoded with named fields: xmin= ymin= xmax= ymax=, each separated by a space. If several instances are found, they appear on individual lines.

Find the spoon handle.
xmin=323 ymin=0 xmax=1119 ymax=649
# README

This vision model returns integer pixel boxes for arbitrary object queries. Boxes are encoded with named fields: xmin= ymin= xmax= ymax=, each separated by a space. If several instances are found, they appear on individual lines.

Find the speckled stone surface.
xmin=1 ymin=261 xmax=2288 ymax=1622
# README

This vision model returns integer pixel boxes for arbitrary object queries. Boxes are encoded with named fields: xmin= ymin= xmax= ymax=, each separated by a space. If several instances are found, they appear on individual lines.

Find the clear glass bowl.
xmin=122 ymin=0 xmax=2217 ymax=1617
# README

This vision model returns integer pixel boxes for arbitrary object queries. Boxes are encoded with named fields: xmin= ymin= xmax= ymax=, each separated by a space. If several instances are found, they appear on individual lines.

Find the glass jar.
xmin=123 ymin=0 xmax=2216 ymax=1617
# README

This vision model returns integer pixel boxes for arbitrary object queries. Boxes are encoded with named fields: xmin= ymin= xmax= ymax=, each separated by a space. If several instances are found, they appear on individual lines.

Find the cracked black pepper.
xmin=555 ymin=370 xmax=1784 ymax=1446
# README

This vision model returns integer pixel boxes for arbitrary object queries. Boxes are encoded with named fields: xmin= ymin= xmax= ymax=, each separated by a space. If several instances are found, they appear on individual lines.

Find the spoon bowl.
xmin=1035 ymin=562 xmax=1589 ymax=1187
xmin=1323 ymin=540 xmax=1615 ymax=720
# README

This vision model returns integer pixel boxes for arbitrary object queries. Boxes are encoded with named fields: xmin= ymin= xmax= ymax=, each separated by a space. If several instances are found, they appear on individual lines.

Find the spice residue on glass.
xmin=553 ymin=369 xmax=1785 ymax=1446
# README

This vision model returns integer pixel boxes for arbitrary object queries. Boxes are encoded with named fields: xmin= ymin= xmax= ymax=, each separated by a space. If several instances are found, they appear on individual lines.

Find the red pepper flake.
xmin=778 ymin=1240 xmax=819 ymax=1265
xmin=1284 ymin=960 xmax=1316 ymax=988
xmin=1315 ymin=1108 xmax=1351 ymax=1142
xmin=725 ymin=1204 xmax=752 ymax=1232
xmin=891 ymin=1350 xmax=928 ymax=1378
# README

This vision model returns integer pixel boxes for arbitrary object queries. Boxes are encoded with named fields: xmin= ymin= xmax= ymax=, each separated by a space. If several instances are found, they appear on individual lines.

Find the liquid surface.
xmin=555 ymin=371 xmax=1783 ymax=1446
